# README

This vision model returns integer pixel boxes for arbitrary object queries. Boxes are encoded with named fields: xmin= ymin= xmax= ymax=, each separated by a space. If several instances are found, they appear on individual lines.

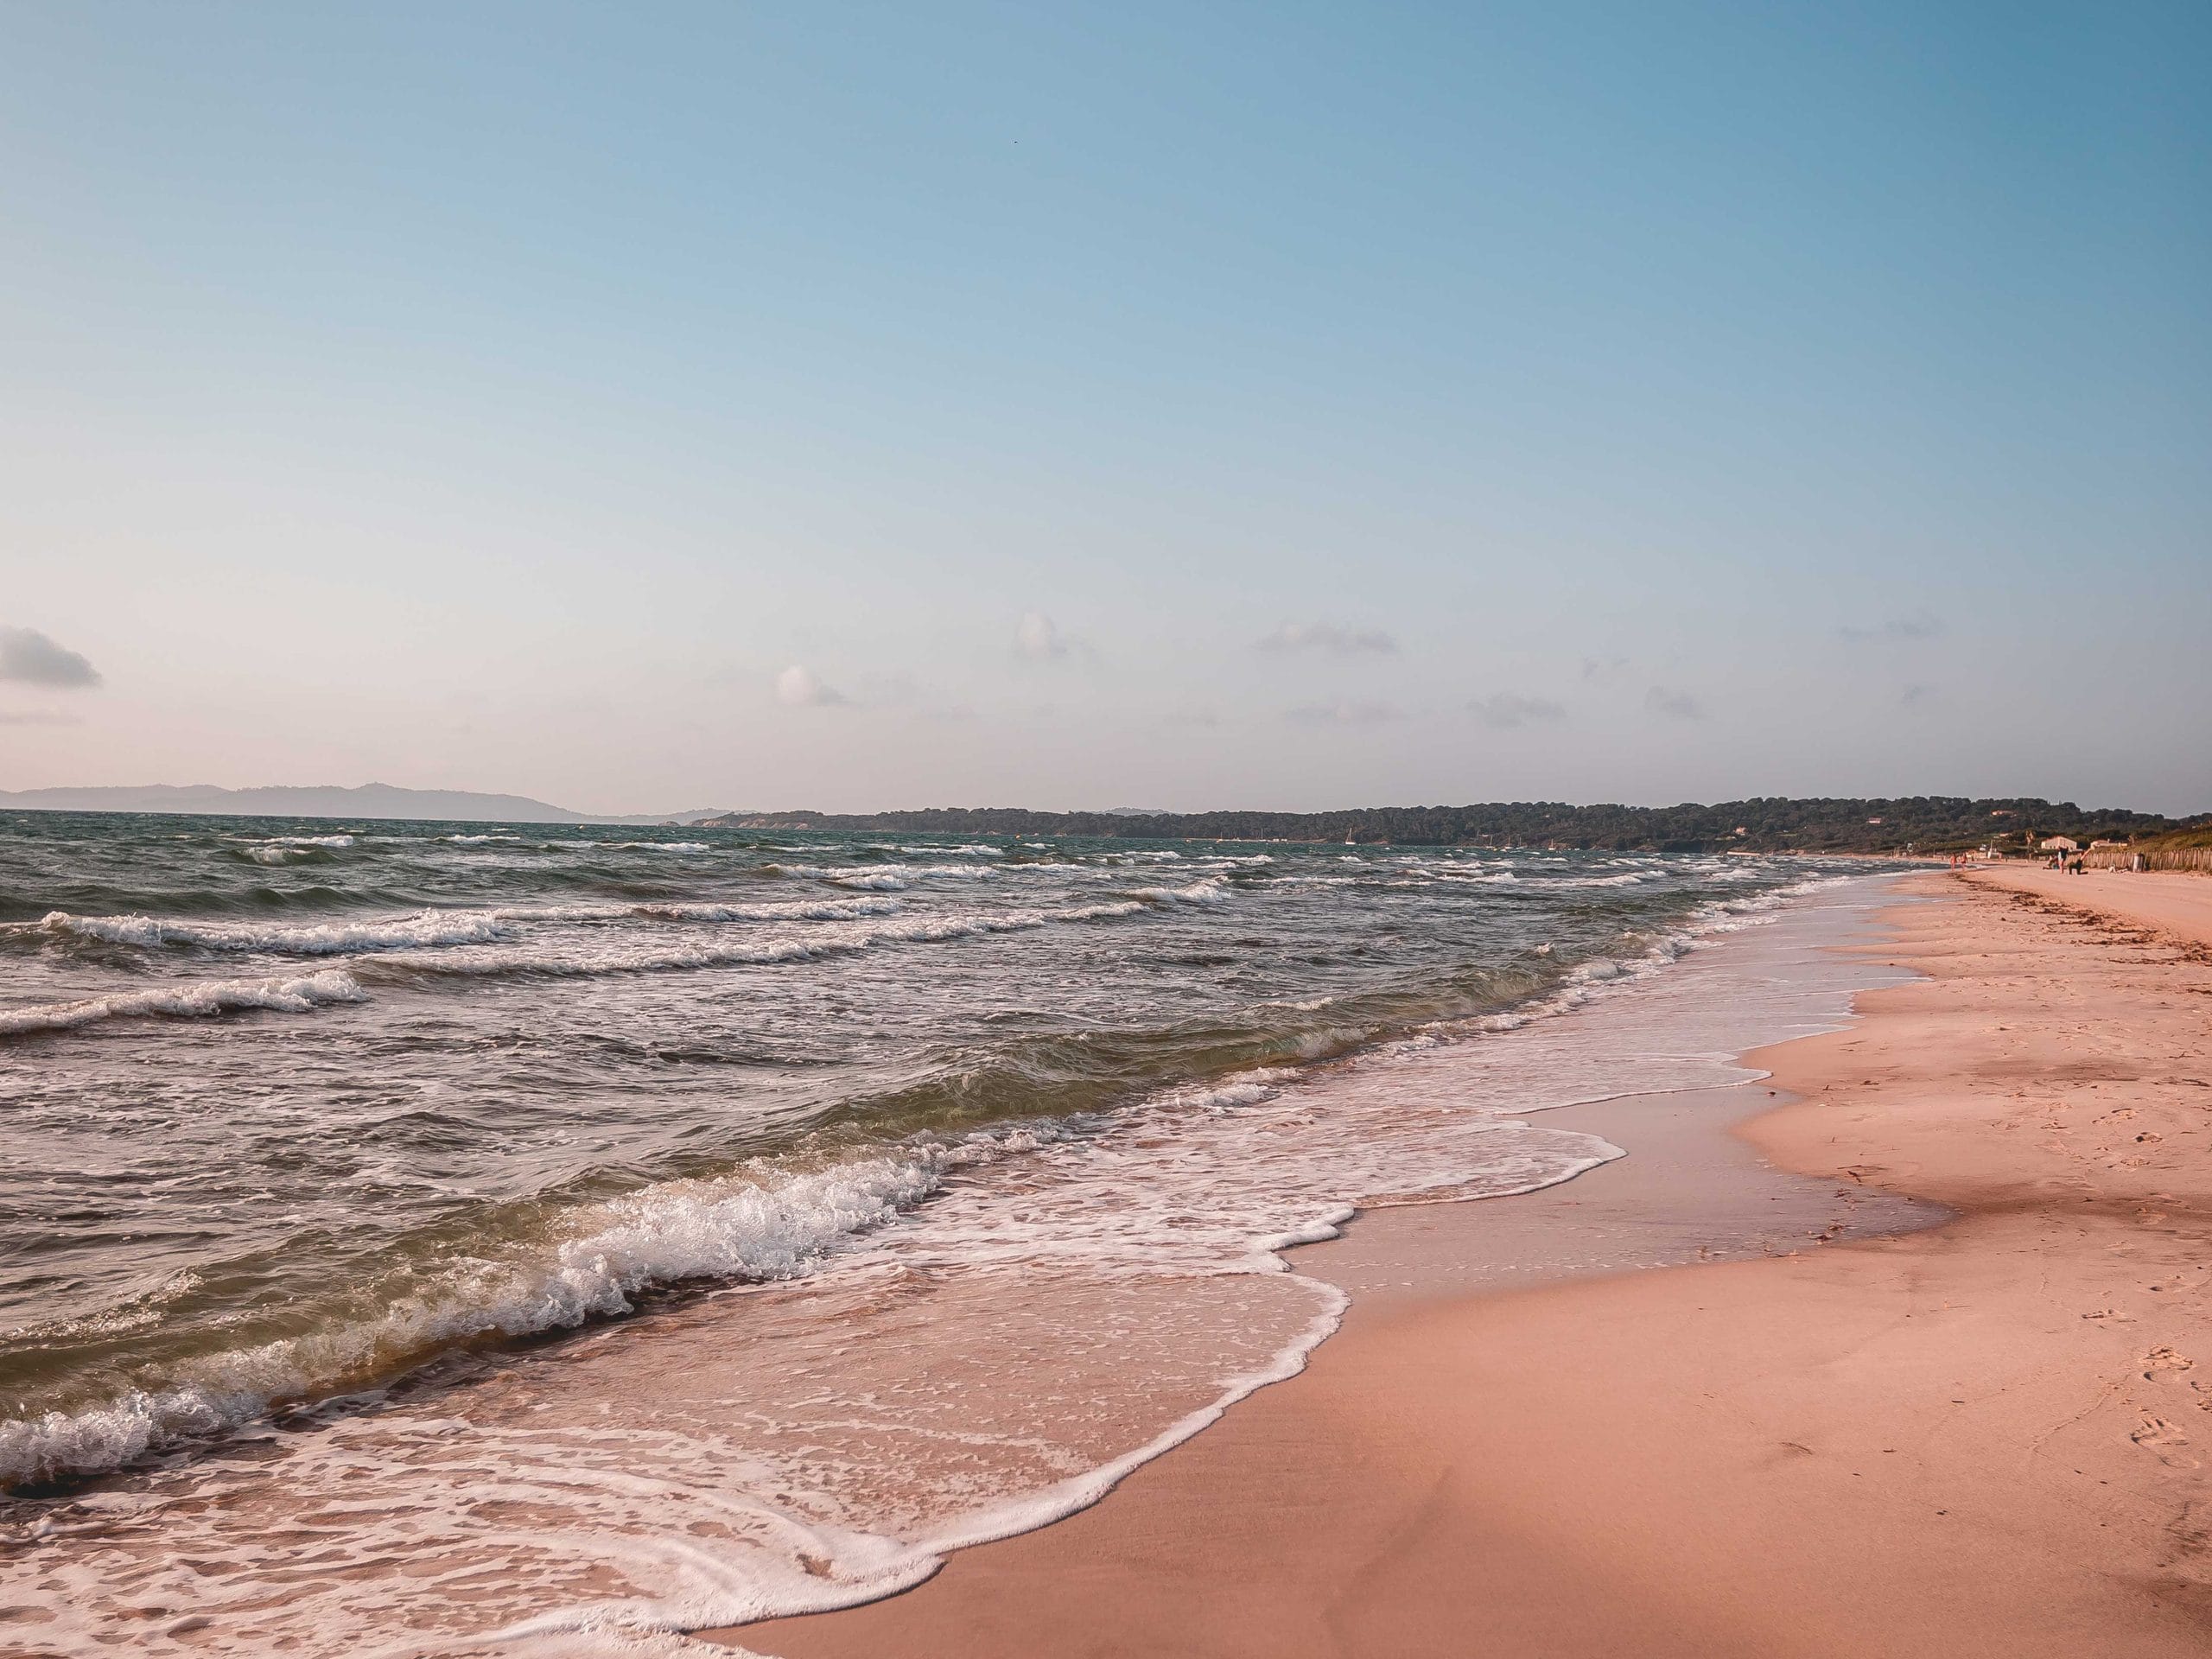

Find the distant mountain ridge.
xmin=0 ymin=783 xmax=731 ymax=825
xmin=700 ymin=796 xmax=2210 ymax=855
xmin=10 ymin=786 xmax=2201 ymax=850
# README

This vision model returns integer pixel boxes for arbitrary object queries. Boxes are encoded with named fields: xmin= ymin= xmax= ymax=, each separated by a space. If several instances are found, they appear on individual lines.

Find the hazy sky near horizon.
xmin=4 ymin=2 xmax=2208 ymax=815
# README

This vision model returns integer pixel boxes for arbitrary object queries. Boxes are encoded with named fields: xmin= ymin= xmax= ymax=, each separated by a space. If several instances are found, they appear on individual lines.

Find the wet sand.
xmin=734 ymin=871 xmax=2212 ymax=1657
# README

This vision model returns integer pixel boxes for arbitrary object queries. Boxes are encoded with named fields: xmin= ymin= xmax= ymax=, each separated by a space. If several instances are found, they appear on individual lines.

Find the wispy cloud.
xmin=0 ymin=626 xmax=100 ymax=689
xmin=0 ymin=709 xmax=81 ymax=726
xmin=1286 ymin=699 xmax=1399 ymax=726
xmin=1644 ymin=685 xmax=1704 ymax=720
xmin=1900 ymin=683 xmax=1936 ymax=708
xmin=1014 ymin=611 xmax=1100 ymax=664
xmin=1015 ymin=612 xmax=1067 ymax=661
xmin=1580 ymin=654 xmax=1628 ymax=682
xmin=774 ymin=664 xmax=847 ymax=707
xmin=1841 ymin=611 xmax=1943 ymax=642
xmin=1257 ymin=622 xmax=1397 ymax=657
xmin=1471 ymin=692 xmax=1566 ymax=729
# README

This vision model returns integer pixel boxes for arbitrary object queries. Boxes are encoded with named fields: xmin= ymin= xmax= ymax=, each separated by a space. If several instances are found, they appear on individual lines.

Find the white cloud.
xmin=775 ymin=664 xmax=846 ymax=707
xmin=1471 ymin=692 xmax=1567 ymax=729
xmin=0 ymin=626 xmax=100 ymax=688
xmin=1015 ymin=612 xmax=1068 ymax=660
xmin=1256 ymin=622 xmax=1397 ymax=657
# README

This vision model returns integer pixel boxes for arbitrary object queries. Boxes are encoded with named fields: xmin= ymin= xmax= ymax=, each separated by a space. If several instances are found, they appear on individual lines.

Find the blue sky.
xmin=3 ymin=2 xmax=2206 ymax=812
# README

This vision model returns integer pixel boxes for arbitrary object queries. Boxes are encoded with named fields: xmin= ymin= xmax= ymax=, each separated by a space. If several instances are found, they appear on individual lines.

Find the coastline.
xmin=734 ymin=870 xmax=2212 ymax=1656
xmin=4 ymin=859 xmax=1909 ymax=1655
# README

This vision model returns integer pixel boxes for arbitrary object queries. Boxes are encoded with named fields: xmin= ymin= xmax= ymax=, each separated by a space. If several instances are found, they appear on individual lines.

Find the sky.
xmin=3 ymin=2 xmax=2207 ymax=816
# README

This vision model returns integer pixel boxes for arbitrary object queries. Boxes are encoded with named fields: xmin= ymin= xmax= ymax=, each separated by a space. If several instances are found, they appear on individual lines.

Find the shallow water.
xmin=0 ymin=813 xmax=1884 ymax=1651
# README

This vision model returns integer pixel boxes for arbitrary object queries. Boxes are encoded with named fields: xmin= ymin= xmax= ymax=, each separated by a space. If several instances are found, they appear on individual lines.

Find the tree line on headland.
xmin=699 ymin=798 xmax=2209 ymax=855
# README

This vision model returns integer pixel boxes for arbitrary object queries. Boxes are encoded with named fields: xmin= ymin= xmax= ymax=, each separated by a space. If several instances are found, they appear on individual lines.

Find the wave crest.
xmin=1130 ymin=877 xmax=1232 ymax=906
xmin=0 ymin=1135 xmax=1057 ymax=1487
xmin=37 ymin=909 xmax=512 ymax=955
xmin=0 ymin=969 xmax=366 ymax=1036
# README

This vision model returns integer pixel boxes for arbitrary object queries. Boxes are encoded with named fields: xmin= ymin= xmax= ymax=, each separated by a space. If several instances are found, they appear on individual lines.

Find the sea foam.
xmin=38 ymin=909 xmax=514 ymax=955
xmin=0 ymin=1150 xmax=964 ymax=1488
xmin=1129 ymin=876 xmax=1233 ymax=906
xmin=0 ymin=969 xmax=366 ymax=1036
xmin=378 ymin=908 xmax=1052 ymax=980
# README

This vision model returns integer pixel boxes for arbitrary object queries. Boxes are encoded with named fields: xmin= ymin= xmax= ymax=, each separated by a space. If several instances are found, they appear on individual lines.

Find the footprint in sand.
xmin=2143 ymin=1347 xmax=2195 ymax=1379
xmin=2132 ymin=1416 xmax=2199 ymax=1468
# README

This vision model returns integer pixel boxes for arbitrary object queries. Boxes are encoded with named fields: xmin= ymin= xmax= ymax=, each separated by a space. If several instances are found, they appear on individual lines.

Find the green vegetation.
xmin=2128 ymin=825 xmax=2212 ymax=854
xmin=701 ymin=798 xmax=2208 ymax=855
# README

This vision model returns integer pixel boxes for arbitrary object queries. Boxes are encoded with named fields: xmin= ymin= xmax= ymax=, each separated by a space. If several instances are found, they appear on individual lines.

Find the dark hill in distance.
xmin=8 ymin=787 xmax=2196 ymax=851
xmin=702 ymin=797 xmax=2209 ymax=855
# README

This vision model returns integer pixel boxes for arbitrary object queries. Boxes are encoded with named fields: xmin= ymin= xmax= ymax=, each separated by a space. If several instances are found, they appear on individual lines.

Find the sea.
xmin=0 ymin=812 xmax=1895 ymax=1655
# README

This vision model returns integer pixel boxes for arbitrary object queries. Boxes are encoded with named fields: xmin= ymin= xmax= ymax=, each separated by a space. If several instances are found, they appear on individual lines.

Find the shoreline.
xmin=735 ymin=870 xmax=2212 ymax=1656
xmin=3 ymin=861 xmax=1908 ymax=1656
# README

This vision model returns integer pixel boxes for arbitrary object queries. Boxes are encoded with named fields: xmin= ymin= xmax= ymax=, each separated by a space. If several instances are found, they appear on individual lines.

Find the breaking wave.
xmin=0 ymin=969 xmax=366 ymax=1037
xmin=35 ymin=909 xmax=514 ymax=955
xmin=1130 ymin=877 xmax=1233 ymax=906
xmin=376 ymin=909 xmax=1052 ymax=980
xmin=764 ymin=863 xmax=996 ymax=890
xmin=0 ymin=1145 xmax=1015 ymax=1487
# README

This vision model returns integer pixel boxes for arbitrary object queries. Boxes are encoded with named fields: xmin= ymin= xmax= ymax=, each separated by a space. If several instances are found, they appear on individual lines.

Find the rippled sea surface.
xmin=0 ymin=812 xmax=1871 ymax=1653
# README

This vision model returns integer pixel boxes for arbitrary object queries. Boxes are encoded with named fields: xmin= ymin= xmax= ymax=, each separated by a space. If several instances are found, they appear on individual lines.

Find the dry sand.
xmin=732 ymin=872 xmax=2212 ymax=1658
xmin=1968 ymin=861 xmax=2212 ymax=944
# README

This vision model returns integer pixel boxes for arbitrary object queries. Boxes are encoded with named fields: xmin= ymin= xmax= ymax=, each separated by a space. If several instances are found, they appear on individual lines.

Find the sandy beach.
xmin=10 ymin=9 xmax=2203 ymax=1651
xmin=734 ymin=868 xmax=2212 ymax=1657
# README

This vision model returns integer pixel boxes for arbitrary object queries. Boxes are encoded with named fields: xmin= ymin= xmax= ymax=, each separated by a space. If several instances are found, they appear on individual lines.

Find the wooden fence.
xmin=2081 ymin=845 xmax=2212 ymax=874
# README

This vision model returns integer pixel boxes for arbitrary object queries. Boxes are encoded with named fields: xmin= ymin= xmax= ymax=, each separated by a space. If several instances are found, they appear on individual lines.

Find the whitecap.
xmin=0 ymin=1147 xmax=981 ymax=1487
xmin=1129 ymin=877 xmax=1232 ymax=906
xmin=39 ymin=909 xmax=513 ymax=956
xmin=380 ymin=910 xmax=1052 ymax=980
xmin=0 ymin=969 xmax=366 ymax=1036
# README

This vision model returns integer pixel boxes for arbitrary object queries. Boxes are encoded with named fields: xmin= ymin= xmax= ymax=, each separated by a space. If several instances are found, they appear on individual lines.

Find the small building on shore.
xmin=2040 ymin=836 xmax=2081 ymax=853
